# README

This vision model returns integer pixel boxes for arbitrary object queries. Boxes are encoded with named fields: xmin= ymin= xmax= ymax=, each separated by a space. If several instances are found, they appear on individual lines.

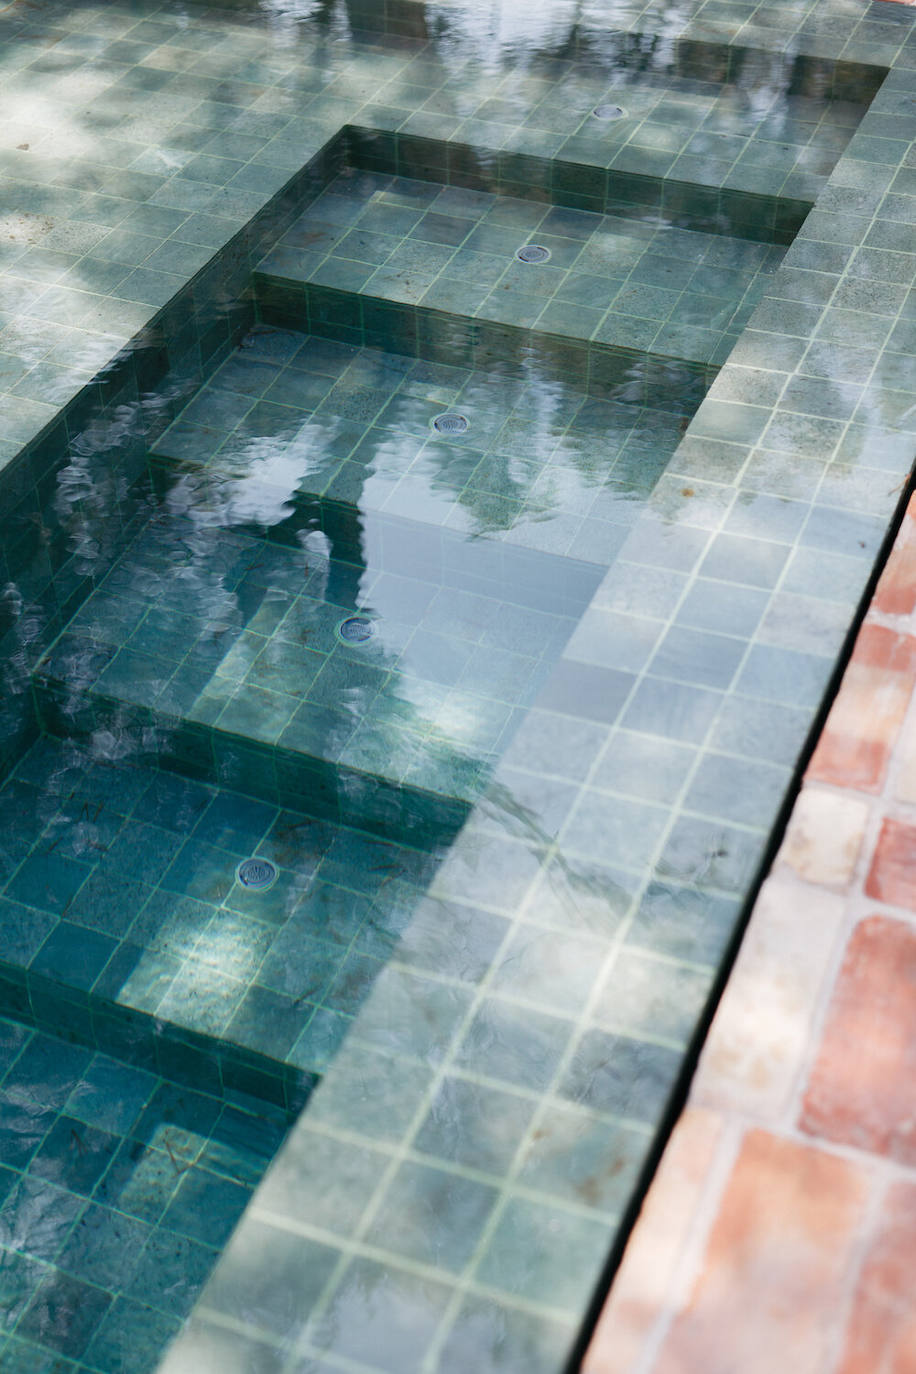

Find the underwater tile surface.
xmin=0 ymin=0 xmax=892 ymax=474
xmin=0 ymin=0 xmax=914 ymax=1372
xmin=35 ymin=325 xmax=694 ymax=812
xmin=0 ymin=733 xmax=450 ymax=1085
xmin=260 ymin=168 xmax=787 ymax=366
xmin=0 ymin=1014 xmax=291 ymax=1373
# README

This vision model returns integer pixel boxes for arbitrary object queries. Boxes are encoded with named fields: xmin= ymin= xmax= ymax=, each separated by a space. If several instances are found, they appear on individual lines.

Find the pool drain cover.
xmin=237 ymin=857 xmax=278 ymax=890
xmin=337 ymin=615 xmax=376 ymax=644
xmin=593 ymin=104 xmax=626 ymax=120
xmin=516 ymin=244 xmax=551 ymax=264
xmin=433 ymin=412 xmax=469 ymax=435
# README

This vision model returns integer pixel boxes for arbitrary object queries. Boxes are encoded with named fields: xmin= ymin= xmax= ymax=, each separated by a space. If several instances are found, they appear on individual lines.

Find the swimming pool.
xmin=0 ymin=0 xmax=914 ymax=1370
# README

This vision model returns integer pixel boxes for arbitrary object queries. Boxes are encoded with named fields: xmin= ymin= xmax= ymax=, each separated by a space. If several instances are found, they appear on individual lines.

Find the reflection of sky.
xmin=47 ymin=334 xmax=630 ymax=775
xmin=253 ymin=0 xmax=695 ymax=72
xmin=251 ymin=0 xmax=832 ymax=130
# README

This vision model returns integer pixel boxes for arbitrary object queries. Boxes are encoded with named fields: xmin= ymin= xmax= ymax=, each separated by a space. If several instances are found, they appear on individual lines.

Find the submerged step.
xmin=255 ymin=156 xmax=788 ymax=367
xmin=33 ymin=499 xmax=600 ymax=832
xmin=32 ymin=323 xmax=701 ymax=829
xmin=148 ymin=328 xmax=702 ymax=563
xmin=0 ymin=734 xmax=450 ymax=1105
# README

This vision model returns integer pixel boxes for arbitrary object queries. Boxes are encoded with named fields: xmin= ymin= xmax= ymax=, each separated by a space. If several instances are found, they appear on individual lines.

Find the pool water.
xmin=0 ymin=3 xmax=901 ymax=1372
xmin=0 ymin=1013 xmax=292 ymax=1371
xmin=258 ymin=163 xmax=788 ymax=365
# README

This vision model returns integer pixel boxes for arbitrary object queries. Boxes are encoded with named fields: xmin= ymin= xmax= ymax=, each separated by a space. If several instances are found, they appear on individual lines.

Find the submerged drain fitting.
xmin=592 ymin=104 xmax=626 ymax=120
xmin=237 ymin=857 xmax=278 ymax=890
xmin=337 ymin=615 xmax=376 ymax=644
xmin=432 ymin=412 xmax=470 ymax=435
xmin=516 ymin=244 xmax=551 ymax=264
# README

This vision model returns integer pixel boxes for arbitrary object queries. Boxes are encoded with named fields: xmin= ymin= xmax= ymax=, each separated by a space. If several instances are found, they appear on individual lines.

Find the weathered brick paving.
xmin=585 ymin=493 xmax=916 ymax=1374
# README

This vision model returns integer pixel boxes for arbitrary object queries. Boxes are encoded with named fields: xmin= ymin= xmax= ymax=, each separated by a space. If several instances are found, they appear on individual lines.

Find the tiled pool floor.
xmin=0 ymin=1014 xmax=291 ymax=1372
xmin=582 ymin=497 xmax=916 ymax=1374
xmin=258 ymin=167 xmax=787 ymax=366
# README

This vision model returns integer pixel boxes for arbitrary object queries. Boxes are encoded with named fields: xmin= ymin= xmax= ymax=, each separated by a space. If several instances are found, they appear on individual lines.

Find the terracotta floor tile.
xmin=801 ymin=916 xmax=916 ymax=1163
xmin=655 ymin=1130 xmax=869 ymax=1374
xmin=779 ymin=786 xmax=868 ymax=888
xmin=693 ymin=876 xmax=844 ymax=1121
xmin=583 ymin=1107 xmax=725 ymax=1374
xmin=809 ymin=660 xmax=914 ymax=792
xmin=865 ymin=818 xmax=916 ymax=912
xmin=853 ymin=625 xmax=916 ymax=676
xmin=874 ymin=501 xmax=916 ymax=617
xmin=893 ymin=707 xmax=916 ymax=804
xmin=838 ymin=1180 xmax=916 ymax=1374
xmin=808 ymin=626 xmax=916 ymax=795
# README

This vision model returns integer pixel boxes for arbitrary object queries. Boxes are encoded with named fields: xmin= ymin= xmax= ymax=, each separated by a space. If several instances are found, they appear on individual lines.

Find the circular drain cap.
xmin=237 ymin=857 xmax=278 ymax=890
xmin=337 ymin=615 xmax=376 ymax=644
xmin=432 ymin=412 xmax=469 ymax=435
xmin=593 ymin=104 xmax=626 ymax=120
xmin=516 ymin=244 xmax=551 ymax=264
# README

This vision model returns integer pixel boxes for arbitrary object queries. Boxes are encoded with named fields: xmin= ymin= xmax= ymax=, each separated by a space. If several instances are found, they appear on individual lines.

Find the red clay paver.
xmin=865 ymin=817 xmax=916 ymax=911
xmin=874 ymin=506 xmax=916 ymax=616
xmin=654 ymin=1131 xmax=870 ymax=1374
xmin=808 ymin=626 xmax=916 ymax=792
xmin=802 ymin=916 xmax=916 ymax=1164
xmin=837 ymin=1180 xmax=916 ymax=1374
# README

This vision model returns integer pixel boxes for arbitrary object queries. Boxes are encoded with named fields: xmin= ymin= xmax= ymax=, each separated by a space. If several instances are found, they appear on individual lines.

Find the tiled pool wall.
xmin=0 ymin=1 xmax=915 ymax=1372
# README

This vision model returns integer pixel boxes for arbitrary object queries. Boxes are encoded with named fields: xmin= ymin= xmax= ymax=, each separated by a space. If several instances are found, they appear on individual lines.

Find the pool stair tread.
xmin=253 ymin=133 xmax=797 ymax=370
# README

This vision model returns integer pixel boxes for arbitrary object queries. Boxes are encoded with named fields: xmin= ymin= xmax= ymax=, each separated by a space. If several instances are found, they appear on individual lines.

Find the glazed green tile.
xmin=436 ymin=1295 xmax=575 ymax=1374
xmin=699 ymin=531 xmax=791 ymax=587
xmin=366 ymin=1159 xmax=498 ymax=1272
xmin=84 ymin=1298 xmax=182 ymax=1373
xmin=516 ymin=1101 xmax=647 ymax=1213
xmin=305 ymin=1256 xmax=451 ymax=1374
xmin=346 ymin=966 xmax=472 ymax=1064
xmin=455 ymin=997 xmax=574 ymax=1093
xmin=591 ymin=731 xmax=696 ymax=805
xmin=490 ymin=923 xmax=608 ymax=1013
xmin=559 ymin=1027 xmax=681 ymax=1123
xmin=160 ymin=1168 xmax=250 ymax=1249
xmin=676 ymin=578 xmax=769 ymax=636
xmin=783 ymin=546 xmax=871 ymax=603
xmin=657 ymin=814 xmax=765 ymax=893
xmin=686 ymin=753 xmax=791 ymax=827
xmin=474 ymin=1196 xmax=612 ymax=1309
xmin=413 ymin=1075 xmax=534 ymax=1175
xmin=594 ymin=950 xmax=711 ymax=1044
xmin=204 ymin=1217 xmax=337 ymax=1343
xmin=650 ymin=625 xmax=746 ymax=689
xmin=562 ymin=790 xmax=669 ymax=868
xmin=620 ymin=676 xmax=722 ymax=744
xmin=2 ymin=10 xmax=916 ymax=1374
xmin=736 ymin=642 xmax=834 ymax=707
